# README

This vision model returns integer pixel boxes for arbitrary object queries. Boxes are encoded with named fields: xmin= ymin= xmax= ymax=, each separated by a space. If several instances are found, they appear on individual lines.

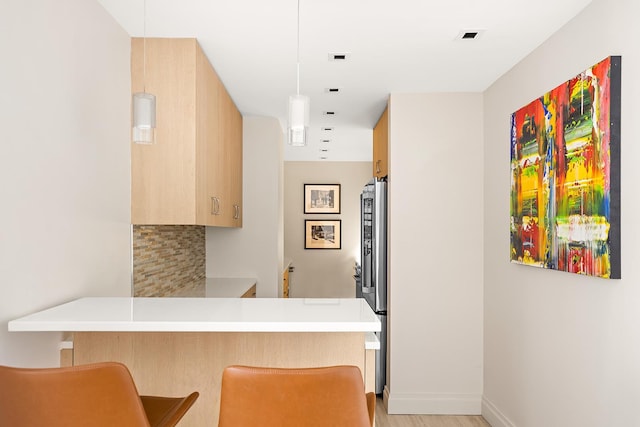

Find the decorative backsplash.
xmin=132 ymin=225 xmax=205 ymax=297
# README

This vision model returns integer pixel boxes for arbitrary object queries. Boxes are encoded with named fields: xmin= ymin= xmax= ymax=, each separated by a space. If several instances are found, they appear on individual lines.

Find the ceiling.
xmin=97 ymin=0 xmax=592 ymax=162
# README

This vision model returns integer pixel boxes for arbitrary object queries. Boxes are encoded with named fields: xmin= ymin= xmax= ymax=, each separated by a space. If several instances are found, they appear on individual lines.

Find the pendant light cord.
xmin=296 ymin=0 xmax=300 ymax=96
xmin=143 ymin=0 xmax=147 ymax=93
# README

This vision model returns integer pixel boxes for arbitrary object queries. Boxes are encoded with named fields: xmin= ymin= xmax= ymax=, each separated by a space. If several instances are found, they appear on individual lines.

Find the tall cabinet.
xmin=131 ymin=38 xmax=242 ymax=227
xmin=372 ymin=105 xmax=389 ymax=179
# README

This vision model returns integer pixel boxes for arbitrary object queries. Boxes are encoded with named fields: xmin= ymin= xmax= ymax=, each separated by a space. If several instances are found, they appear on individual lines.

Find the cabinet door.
xmin=131 ymin=38 xmax=198 ymax=224
xmin=217 ymin=84 xmax=236 ymax=227
xmin=282 ymin=269 xmax=289 ymax=298
xmin=241 ymin=284 xmax=256 ymax=298
xmin=230 ymin=103 xmax=243 ymax=227
xmin=373 ymin=106 xmax=389 ymax=178
xmin=196 ymin=45 xmax=225 ymax=226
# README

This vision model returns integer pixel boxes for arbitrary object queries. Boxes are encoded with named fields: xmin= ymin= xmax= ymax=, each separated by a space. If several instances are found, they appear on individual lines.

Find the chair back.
xmin=0 ymin=362 xmax=151 ymax=427
xmin=218 ymin=365 xmax=374 ymax=427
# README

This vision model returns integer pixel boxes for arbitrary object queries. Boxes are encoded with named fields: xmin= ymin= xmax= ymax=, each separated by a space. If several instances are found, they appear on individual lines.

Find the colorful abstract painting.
xmin=510 ymin=56 xmax=621 ymax=278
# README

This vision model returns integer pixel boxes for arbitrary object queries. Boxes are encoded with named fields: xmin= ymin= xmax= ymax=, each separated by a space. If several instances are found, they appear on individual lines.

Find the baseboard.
xmin=481 ymin=396 xmax=516 ymax=427
xmin=385 ymin=390 xmax=482 ymax=415
xmin=382 ymin=385 xmax=391 ymax=411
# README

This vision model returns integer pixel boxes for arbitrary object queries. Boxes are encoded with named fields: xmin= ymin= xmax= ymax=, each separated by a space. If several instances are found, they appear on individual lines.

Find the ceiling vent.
xmin=328 ymin=52 xmax=351 ymax=61
xmin=456 ymin=29 xmax=485 ymax=40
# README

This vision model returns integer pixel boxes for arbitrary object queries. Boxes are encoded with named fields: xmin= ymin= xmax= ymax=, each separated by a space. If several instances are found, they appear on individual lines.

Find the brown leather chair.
xmin=218 ymin=365 xmax=375 ymax=427
xmin=0 ymin=362 xmax=198 ymax=427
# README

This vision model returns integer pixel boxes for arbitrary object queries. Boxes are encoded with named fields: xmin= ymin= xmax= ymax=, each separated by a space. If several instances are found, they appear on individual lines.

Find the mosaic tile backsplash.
xmin=132 ymin=225 xmax=205 ymax=297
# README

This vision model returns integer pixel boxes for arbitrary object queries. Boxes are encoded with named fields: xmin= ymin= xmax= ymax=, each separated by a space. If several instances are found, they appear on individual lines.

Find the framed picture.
xmin=305 ymin=220 xmax=341 ymax=250
xmin=304 ymin=184 xmax=341 ymax=214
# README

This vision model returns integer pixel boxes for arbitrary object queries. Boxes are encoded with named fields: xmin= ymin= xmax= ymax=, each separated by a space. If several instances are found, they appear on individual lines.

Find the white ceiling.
xmin=97 ymin=0 xmax=592 ymax=161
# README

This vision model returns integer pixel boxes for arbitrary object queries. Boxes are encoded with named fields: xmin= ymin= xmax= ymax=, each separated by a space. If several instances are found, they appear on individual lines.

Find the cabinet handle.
xmin=375 ymin=160 xmax=381 ymax=174
xmin=211 ymin=197 xmax=220 ymax=215
xmin=234 ymin=205 xmax=240 ymax=219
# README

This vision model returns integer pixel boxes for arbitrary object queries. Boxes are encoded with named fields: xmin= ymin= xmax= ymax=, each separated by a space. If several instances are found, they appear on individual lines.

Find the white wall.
xmin=206 ymin=116 xmax=283 ymax=297
xmin=483 ymin=0 xmax=640 ymax=426
xmin=0 ymin=0 xmax=132 ymax=366
xmin=387 ymin=93 xmax=484 ymax=414
xmin=283 ymin=162 xmax=371 ymax=298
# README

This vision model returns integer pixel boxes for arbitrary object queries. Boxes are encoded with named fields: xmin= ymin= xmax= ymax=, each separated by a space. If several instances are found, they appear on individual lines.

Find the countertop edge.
xmin=8 ymin=321 xmax=381 ymax=333
xmin=8 ymin=297 xmax=381 ymax=333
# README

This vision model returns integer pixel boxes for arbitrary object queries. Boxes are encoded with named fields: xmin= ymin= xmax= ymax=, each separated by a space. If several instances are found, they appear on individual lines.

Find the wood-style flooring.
xmin=375 ymin=398 xmax=491 ymax=427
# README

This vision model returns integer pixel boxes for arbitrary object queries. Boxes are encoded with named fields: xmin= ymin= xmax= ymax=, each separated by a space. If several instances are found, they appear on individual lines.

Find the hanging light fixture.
xmin=132 ymin=0 xmax=156 ymax=144
xmin=287 ymin=0 xmax=309 ymax=146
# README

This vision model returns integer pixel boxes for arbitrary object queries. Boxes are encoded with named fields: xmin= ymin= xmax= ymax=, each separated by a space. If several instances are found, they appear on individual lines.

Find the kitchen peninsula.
xmin=9 ymin=297 xmax=380 ymax=427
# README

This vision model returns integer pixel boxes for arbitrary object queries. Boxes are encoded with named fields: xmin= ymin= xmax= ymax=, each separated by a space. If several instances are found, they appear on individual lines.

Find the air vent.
xmin=321 ymin=127 xmax=334 ymax=132
xmin=320 ymin=156 xmax=328 ymax=160
xmin=325 ymin=88 xmax=341 ymax=93
xmin=320 ymin=148 xmax=329 ymax=153
xmin=328 ymin=52 xmax=350 ymax=61
xmin=323 ymin=111 xmax=336 ymax=116
xmin=321 ymin=139 xmax=331 ymax=143
xmin=456 ymin=29 xmax=484 ymax=40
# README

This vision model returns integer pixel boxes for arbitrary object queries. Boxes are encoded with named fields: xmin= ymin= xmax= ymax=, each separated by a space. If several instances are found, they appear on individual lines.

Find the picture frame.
xmin=305 ymin=220 xmax=341 ymax=250
xmin=304 ymin=184 xmax=341 ymax=214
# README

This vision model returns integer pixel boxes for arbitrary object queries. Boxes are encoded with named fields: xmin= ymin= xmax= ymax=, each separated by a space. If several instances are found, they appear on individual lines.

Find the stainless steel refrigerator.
xmin=360 ymin=178 xmax=387 ymax=394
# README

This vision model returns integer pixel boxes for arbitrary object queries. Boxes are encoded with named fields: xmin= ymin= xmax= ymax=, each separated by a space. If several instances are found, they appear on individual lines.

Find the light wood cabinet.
xmin=282 ymin=268 xmax=290 ymax=298
xmin=131 ymin=38 xmax=242 ymax=226
xmin=373 ymin=105 xmax=389 ymax=178
xmin=241 ymin=284 xmax=256 ymax=298
xmin=73 ymin=331 xmax=367 ymax=426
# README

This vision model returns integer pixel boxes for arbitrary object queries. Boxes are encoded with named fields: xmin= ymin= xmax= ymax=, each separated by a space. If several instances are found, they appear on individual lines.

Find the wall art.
xmin=304 ymin=184 xmax=341 ymax=214
xmin=305 ymin=219 xmax=341 ymax=249
xmin=510 ymin=56 xmax=621 ymax=278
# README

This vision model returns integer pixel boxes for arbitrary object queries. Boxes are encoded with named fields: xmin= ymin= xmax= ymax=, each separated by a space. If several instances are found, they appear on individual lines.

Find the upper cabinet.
xmin=131 ymin=38 xmax=243 ymax=226
xmin=372 ymin=105 xmax=388 ymax=178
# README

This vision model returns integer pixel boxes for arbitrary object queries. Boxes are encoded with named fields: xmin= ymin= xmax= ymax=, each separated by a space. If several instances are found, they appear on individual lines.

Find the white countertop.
xmin=8 ymin=297 xmax=381 ymax=333
xmin=205 ymin=278 xmax=255 ymax=297
xmin=365 ymin=332 xmax=380 ymax=350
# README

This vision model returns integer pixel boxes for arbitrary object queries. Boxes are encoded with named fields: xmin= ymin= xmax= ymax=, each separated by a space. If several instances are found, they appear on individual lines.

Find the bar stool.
xmin=218 ymin=365 xmax=375 ymax=427
xmin=0 ymin=361 xmax=198 ymax=427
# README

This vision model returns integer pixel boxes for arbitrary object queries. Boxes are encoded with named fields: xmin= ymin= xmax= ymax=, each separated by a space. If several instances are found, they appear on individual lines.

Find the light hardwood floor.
xmin=375 ymin=398 xmax=491 ymax=427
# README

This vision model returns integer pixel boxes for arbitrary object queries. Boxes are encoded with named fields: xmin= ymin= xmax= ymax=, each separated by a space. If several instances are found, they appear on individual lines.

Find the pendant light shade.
xmin=288 ymin=94 xmax=309 ymax=146
xmin=132 ymin=92 xmax=156 ymax=144
xmin=287 ymin=0 xmax=308 ymax=146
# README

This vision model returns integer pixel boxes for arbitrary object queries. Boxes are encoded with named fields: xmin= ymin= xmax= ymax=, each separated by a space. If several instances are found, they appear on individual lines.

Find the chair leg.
xmin=140 ymin=392 xmax=199 ymax=427
xmin=366 ymin=392 xmax=376 ymax=426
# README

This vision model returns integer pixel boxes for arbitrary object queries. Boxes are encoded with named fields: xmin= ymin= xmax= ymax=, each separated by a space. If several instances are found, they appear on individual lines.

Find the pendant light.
xmin=287 ymin=0 xmax=309 ymax=146
xmin=132 ymin=0 xmax=156 ymax=145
